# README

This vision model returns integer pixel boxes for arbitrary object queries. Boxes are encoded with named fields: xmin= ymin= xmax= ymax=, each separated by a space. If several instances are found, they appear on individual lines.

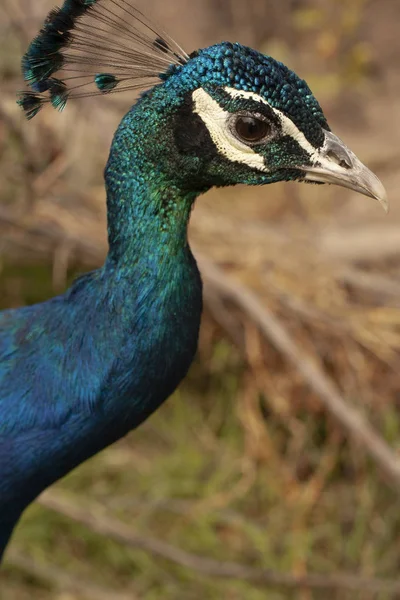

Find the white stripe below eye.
xmin=224 ymin=87 xmax=320 ymax=160
xmin=193 ymin=87 xmax=322 ymax=171
xmin=192 ymin=88 xmax=267 ymax=171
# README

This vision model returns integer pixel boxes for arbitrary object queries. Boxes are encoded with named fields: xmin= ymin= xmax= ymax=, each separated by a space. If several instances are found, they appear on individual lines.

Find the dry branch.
xmin=320 ymin=225 xmax=400 ymax=262
xmin=6 ymin=550 xmax=137 ymax=600
xmin=340 ymin=267 xmax=400 ymax=303
xmin=198 ymin=256 xmax=400 ymax=494
xmin=36 ymin=489 xmax=400 ymax=595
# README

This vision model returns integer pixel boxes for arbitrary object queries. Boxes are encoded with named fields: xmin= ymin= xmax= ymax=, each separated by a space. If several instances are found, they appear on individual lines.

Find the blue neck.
xmin=0 ymin=92 xmax=206 ymax=564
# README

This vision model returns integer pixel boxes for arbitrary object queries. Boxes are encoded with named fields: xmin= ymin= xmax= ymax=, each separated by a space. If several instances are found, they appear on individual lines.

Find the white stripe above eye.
xmin=224 ymin=87 xmax=320 ymax=160
xmin=192 ymin=88 xmax=267 ymax=172
xmin=192 ymin=87 xmax=321 ymax=170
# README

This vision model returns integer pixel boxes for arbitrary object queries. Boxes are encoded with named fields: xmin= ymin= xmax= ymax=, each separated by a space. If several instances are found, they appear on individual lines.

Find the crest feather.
xmin=18 ymin=0 xmax=188 ymax=118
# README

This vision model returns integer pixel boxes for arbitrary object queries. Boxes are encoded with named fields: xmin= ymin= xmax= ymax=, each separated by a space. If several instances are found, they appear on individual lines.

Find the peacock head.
xmin=18 ymin=0 xmax=387 ymax=209
xmin=151 ymin=42 xmax=385 ymax=205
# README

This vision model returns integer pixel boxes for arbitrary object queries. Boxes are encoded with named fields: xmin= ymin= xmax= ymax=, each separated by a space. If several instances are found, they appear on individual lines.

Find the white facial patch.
xmin=192 ymin=88 xmax=267 ymax=172
xmin=192 ymin=86 xmax=321 ymax=170
xmin=225 ymin=88 xmax=320 ymax=161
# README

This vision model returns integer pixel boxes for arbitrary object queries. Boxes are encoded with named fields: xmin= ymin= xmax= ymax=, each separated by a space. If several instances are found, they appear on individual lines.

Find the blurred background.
xmin=1 ymin=0 xmax=400 ymax=598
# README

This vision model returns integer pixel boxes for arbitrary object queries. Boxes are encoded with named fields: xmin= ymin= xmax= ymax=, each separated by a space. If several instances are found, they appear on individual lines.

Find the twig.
xmin=36 ymin=490 xmax=400 ymax=595
xmin=33 ymin=154 xmax=70 ymax=199
xmin=52 ymin=239 xmax=74 ymax=291
xmin=6 ymin=549 xmax=137 ymax=600
xmin=0 ymin=103 xmax=36 ymax=208
xmin=340 ymin=267 xmax=400 ymax=303
xmin=197 ymin=256 xmax=400 ymax=494
xmin=320 ymin=225 xmax=400 ymax=262
xmin=203 ymin=286 xmax=244 ymax=348
xmin=0 ymin=204 xmax=104 ymax=267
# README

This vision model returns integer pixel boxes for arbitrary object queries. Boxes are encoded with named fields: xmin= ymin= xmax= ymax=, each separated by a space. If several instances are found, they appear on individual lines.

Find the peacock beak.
xmin=300 ymin=130 xmax=388 ymax=213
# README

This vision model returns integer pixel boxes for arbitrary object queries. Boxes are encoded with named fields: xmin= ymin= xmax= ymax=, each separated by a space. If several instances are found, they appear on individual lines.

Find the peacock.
xmin=0 ymin=0 xmax=387 ymax=562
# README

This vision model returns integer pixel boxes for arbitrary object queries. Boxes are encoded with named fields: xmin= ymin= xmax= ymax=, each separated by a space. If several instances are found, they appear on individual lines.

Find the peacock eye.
xmin=234 ymin=115 xmax=271 ymax=143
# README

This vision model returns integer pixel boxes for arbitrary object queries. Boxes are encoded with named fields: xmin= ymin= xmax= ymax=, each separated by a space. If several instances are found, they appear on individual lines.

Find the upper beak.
xmin=300 ymin=130 xmax=388 ymax=213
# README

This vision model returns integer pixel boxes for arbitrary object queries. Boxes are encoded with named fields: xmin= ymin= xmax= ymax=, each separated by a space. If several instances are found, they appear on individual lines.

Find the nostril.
xmin=326 ymin=150 xmax=352 ymax=170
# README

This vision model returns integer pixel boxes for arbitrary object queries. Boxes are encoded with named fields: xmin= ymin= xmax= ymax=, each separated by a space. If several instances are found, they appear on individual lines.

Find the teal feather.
xmin=95 ymin=73 xmax=119 ymax=92
xmin=49 ymin=79 xmax=69 ymax=111
xmin=16 ymin=93 xmax=43 ymax=120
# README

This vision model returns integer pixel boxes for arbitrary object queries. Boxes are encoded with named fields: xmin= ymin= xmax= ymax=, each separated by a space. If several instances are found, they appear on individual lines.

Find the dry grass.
xmin=1 ymin=0 xmax=400 ymax=598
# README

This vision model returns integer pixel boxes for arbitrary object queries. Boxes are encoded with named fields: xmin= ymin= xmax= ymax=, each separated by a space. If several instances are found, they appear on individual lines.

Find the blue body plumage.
xmin=0 ymin=172 xmax=202 ymax=557
xmin=2 ymin=0 xmax=386 ymax=562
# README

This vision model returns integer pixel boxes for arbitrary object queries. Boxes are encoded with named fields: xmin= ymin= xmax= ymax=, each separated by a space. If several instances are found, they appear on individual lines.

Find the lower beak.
xmin=300 ymin=131 xmax=388 ymax=213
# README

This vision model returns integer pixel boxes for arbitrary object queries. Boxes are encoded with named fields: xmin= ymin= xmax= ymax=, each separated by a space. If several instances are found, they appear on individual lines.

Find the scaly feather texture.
xmin=1 ymin=0 xmax=386 ymax=562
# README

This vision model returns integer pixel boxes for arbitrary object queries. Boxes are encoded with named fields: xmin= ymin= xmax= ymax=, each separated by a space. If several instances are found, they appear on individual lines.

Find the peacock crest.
xmin=18 ymin=0 xmax=189 ymax=118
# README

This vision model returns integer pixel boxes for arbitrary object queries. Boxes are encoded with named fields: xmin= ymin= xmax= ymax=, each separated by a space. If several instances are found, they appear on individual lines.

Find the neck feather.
xmin=104 ymin=96 xmax=201 ymax=269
